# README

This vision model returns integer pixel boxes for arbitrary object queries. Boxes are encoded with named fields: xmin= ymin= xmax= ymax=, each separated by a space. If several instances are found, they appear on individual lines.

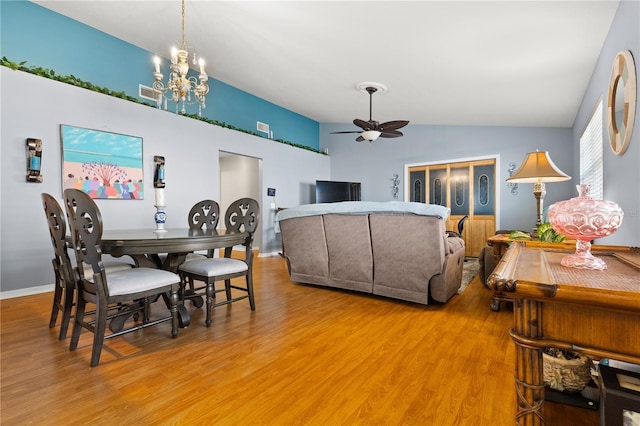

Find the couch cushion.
xmin=280 ymin=215 xmax=329 ymax=286
xmin=430 ymin=237 xmax=465 ymax=302
xmin=369 ymin=214 xmax=446 ymax=304
xmin=323 ymin=214 xmax=373 ymax=292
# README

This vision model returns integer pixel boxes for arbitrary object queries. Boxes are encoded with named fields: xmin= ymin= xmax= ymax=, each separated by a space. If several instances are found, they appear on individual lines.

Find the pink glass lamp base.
xmin=560 ymin=240 xmax=606 ymax=270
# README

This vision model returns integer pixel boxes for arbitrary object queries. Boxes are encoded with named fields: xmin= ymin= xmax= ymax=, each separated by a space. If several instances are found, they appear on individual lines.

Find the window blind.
xmin=580 ymin=100 xmax=603 ymax=200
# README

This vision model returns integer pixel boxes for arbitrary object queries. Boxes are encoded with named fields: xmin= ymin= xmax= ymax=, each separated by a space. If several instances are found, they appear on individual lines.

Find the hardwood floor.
xmin=1 ymin=256 xmax=598 ymax=425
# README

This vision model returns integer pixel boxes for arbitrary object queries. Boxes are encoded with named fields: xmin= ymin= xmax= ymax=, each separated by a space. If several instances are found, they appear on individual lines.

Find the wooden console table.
xmin=488 ymin=243 xmax=640 ymax=425
xmin=486 ymin=234 xmax=576 ymax=311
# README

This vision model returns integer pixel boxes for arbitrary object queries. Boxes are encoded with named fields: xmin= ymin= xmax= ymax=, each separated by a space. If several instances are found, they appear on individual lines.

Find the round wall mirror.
xmin=607 ymin=50 xmax=637 ymax=156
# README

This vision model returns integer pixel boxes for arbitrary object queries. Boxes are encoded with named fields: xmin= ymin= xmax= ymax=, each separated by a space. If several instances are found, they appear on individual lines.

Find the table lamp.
xmin=506 ymin=150 xmax=571 ymax=231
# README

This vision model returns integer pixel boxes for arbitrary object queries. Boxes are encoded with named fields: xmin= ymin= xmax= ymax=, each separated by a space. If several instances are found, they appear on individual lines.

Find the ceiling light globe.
xmin=361 ymin=130 xmax=381 ymax=141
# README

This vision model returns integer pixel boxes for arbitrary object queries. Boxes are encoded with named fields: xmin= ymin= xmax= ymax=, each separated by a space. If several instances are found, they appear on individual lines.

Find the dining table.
xmin=99 ymin=227 xmax=251 ymax=328
xmin=101 ymin=228 xmax=250 ymax=271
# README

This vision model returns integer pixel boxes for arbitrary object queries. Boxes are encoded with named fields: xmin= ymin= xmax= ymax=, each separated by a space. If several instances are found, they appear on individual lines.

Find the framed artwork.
xmin=61 ymin=124 xmax=144 ymax=199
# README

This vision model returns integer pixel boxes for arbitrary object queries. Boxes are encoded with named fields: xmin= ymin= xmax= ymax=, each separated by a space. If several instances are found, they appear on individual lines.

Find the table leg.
xmin=512 ymin=298 xmax=545 ymax=425
xmin=162 ymin=292 xmax=190 ymax=328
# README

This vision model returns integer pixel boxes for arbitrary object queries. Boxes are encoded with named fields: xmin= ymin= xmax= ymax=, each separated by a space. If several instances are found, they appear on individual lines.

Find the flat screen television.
xmin=315 ymin=180 xmax=361 ymax=203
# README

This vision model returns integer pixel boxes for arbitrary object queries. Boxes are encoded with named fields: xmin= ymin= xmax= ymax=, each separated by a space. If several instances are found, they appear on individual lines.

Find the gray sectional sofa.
xmin=275 ymin=201 xmax=466 ymax=305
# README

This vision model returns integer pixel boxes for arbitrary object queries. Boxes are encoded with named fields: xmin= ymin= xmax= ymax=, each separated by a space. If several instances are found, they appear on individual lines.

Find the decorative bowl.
xmin=548 ymin=184 xmax=624 ymax=270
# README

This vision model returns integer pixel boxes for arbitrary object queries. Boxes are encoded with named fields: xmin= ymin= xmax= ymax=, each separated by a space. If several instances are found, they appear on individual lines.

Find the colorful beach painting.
xmin=61 ymin=125 xmax=144 ymax=199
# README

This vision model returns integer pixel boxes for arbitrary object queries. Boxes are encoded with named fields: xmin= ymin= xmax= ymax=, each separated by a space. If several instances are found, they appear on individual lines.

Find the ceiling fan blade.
xmin=331 ymin=130 xmax=362 ymax=134
xmin=379 ymin=120 xmax=410 ymax=131
xmin=353 ymin=118 xmax=374 ymax=130
xmin=380 ymin=130 xmax=404 ymax=138
xmin=356 ymin=135 xmax=367 ymax=142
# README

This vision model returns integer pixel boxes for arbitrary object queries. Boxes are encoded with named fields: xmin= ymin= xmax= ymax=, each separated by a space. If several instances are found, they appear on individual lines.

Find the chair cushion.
xmin=105 ymin=268 xmax=180 ymax=296
xmin=179 ymin=257 xmax=248 ymax=277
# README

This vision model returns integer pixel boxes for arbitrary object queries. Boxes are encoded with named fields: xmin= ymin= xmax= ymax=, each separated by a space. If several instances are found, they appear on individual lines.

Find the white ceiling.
xmin=33 ymin=0 xmax=619 ymax=128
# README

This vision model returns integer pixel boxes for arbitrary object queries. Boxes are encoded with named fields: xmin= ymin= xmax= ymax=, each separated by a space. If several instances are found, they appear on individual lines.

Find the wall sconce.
xmin=507 ymin=162 xmax=518 ymax=195
xmin=390 ymin=173 xmax=400 ymax=199
xmin=153 ymin=155 xmax=165 ymax=188
xmin=506 ymin=150 xmax=571 ymax=230
xmin=26 ymin=138 xmax=43 ymax=183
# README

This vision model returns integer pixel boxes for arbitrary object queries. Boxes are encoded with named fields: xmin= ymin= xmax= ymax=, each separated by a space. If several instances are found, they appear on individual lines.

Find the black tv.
xmin=315 ymin=180 xmax=361 ymax=203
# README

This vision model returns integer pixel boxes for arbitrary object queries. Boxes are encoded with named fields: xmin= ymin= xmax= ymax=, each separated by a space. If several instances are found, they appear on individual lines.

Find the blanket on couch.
xmin=274 ymin=201 xmax=450 ymax=232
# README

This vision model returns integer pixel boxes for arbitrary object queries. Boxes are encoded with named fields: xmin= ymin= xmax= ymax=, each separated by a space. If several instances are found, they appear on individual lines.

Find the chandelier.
xmin=152 ymin=0 xmax=209 ymax=115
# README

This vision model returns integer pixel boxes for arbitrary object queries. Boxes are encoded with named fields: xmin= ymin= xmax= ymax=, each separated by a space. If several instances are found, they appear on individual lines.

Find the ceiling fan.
xmin=332 ymin=85 xmax=409 ymax=142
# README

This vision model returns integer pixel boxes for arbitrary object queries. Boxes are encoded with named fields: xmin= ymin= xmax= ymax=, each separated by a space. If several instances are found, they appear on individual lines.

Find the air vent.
xmin=139 ymin=84 xmax=162 ymax=102
xmin=256 ymin=121 xmax=270 ymax=135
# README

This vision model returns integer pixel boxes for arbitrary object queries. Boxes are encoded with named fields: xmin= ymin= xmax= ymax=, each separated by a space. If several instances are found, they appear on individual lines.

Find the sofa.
xmin=275 ymin=201 xmax=466 ymax=305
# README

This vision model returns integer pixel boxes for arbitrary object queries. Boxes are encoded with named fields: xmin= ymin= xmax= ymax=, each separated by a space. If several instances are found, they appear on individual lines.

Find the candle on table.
xmin=155 ymin=188 xmax=165 ymax=206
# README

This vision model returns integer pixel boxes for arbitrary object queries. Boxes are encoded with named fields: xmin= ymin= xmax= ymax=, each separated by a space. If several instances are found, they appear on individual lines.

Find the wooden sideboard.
xmin=486 ymin=234 xmax=576 ymax=311
xmin=488 ymin=243 xmax=640 ymax=425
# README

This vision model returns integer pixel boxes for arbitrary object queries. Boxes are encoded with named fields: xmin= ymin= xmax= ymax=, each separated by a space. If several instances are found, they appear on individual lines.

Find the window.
xmin=580 ymin=99 xmax=603 ymax=200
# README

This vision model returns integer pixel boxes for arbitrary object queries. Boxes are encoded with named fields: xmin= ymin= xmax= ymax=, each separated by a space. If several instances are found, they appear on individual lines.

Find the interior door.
xmin=219 ymin=151 xmax=262 ymax=251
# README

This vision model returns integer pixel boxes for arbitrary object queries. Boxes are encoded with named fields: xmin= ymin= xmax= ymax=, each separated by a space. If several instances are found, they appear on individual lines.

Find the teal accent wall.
xmin=0 ymin=0 xmax=319 ymax=150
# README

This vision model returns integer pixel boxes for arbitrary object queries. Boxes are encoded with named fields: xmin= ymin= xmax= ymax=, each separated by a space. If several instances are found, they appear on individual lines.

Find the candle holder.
xmin=154 ymin=205 xmax=168 ymax=232
xmin=548 ymin=184 xmax=623 ymax=270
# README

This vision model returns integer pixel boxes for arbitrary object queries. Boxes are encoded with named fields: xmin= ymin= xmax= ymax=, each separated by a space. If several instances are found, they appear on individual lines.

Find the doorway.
xmin=219 ymin=151 xmax=262 ymax=251
xmin=406 ymin=156 xmax=499 ymax=257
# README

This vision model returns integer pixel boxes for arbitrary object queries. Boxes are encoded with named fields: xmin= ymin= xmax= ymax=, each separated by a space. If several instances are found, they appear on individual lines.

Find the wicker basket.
xmin=543 ymin=351 xmax=592 ymax=392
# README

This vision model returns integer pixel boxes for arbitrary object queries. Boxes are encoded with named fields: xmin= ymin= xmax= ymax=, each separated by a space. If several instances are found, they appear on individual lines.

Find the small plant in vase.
xmin=537 ymin=222 xmax=566 ymax=243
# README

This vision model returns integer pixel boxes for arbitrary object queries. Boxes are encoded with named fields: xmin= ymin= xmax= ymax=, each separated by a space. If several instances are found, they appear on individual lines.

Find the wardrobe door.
xmin=428 ymin=166 xmax=447 ymax=207
xmin=466 ymin=162 xmax=496 ymax=256
xmin=409 ymin=168 xmax=426 ymax=203
xmin=449 ymin=165 xmax=470 ymax=217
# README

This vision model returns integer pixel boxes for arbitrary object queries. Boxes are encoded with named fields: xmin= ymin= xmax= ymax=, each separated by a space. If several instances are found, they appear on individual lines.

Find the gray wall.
xmin=572 ymin=0 xmax=640 ymax=246
xmin=0 ymin=68 xmax=329 ymax=295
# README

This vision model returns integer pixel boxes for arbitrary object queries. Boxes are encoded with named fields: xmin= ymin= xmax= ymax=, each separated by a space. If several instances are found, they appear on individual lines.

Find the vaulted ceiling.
xmin=34 ymin=0 xmax=619 ymax=128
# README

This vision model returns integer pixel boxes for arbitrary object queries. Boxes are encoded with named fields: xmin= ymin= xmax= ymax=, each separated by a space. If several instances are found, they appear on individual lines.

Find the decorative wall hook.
xmin=153 ymin=155 xmax=165 ymax=188
xmin=26 ymin=138 xmax=43 ymax=183
xmin=507 ymin=162 xmax=518 ymax=195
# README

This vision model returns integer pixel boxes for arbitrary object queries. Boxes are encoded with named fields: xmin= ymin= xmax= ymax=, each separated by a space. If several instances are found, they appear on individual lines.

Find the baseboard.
xmin=1 ymin=284 xmax=54 ymax=300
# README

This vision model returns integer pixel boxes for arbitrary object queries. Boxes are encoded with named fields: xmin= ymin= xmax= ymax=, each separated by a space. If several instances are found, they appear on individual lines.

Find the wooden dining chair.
xmin=41 ymin=193 xmax=133 ymax=340
xmin=41 ymin=193 xmax=79 ymax=340
xmin=178 ymin=198 xmax=260 ymax=327
xmin=63 ymin=188 xmax=181 ymax=366
xmin=181 ymin=199 xmax=221 ymax=307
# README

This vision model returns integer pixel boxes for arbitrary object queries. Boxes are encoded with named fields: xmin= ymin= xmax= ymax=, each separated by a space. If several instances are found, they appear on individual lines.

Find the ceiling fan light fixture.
xmin=361 ymin=130 xmax=381 ymax=142
xmin=330 ymin=82 xmax=408 ymax=142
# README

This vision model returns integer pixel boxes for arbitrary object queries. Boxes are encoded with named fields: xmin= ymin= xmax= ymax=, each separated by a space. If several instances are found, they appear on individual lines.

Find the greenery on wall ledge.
xmin=1 ymin=57 xmax=325 ymax=155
